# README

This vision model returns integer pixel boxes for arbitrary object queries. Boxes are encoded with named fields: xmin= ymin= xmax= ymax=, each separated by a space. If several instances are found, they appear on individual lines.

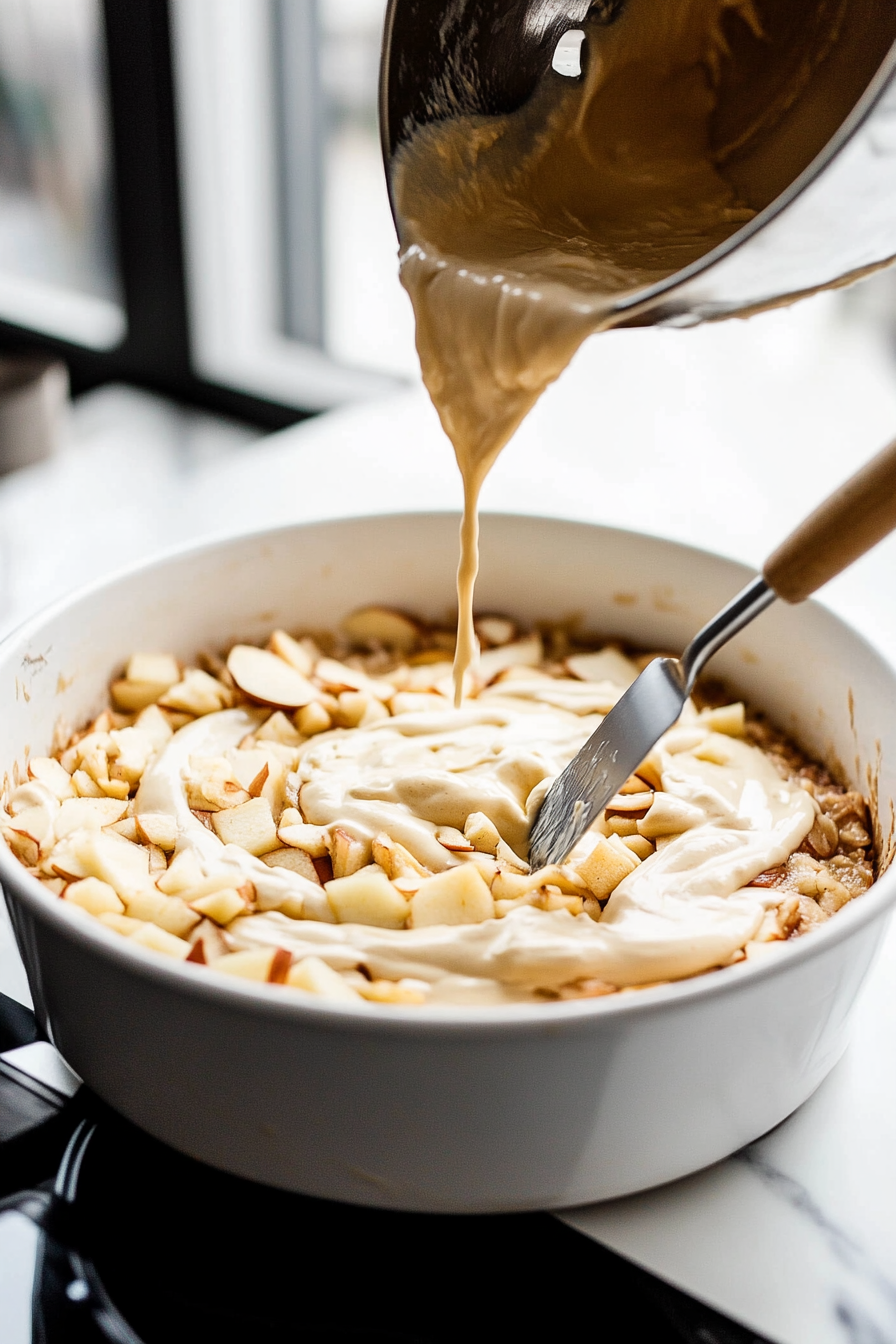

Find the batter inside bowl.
xmin=2 ymin=608 xmax=875 ymax=1007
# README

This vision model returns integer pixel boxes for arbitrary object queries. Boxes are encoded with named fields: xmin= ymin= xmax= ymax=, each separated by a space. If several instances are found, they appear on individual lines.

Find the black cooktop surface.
xmin=0 ymin=991 xmax=770 ymax=1343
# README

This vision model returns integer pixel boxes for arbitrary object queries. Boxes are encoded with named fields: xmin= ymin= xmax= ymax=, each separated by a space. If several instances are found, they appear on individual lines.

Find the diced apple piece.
xmin=491 ymin=864 xmax=585 ymax=901
xmin=329 ymin=827 xmax=370 ymax=879
xmin=156 ymin=848 xmax=204 ymax=894
xmin=187 ymin=917 xmax=231 ymax=962
xmin=476 ymin=635 xmax=543 ymax=684
xmin=638 ymin=793 xmax=705 ymax=838
xmin=278 ymin=820 xmax=329 ymax=857
xmin=185 ymin=758 xmax=251 ymax=812
xmin=28 ymin=757 xmax=76 ymax=801
xmin=108 ymin=817 xmax=139 ymax=842
xmin=574 ymin=833 xmax=639 ymax=900
xmin=409 ymin=864 xmax=495 ymax=928
xmin=56 ymin=797 xmax=128 ymax=838
xmin=357 ymin=977 xmax=428 ymax=1005
xmin=213 ymin=948 xmax=277 ymax=981
xmin=268 ymin=629 xmax=315 ymax=676
xmin=261 ymin=847 xmax=321 ymax=883
xmin=702 ymin=702 xmax=746 ymax=738
xmin=127 ymin=922 xmax=191 ymax=959
xmin=4 ymin=802 xmax=55 ymax=851
xmin=622 ymin=835 xmax=655 ymax=861
xmin=107 ymin=727 xmax=155 ymax=785
xmin=437 ymin=826 xmax=473 ymax=852
xmin=124 ymin=889 xmax=198 ymax=937
xmin=111 ymin=680 xmax=169 ymax=712
xmin=98 ymin=912 xmax=144 ymax=936
xmin=72 ymin=769 xmax=105 ymax=799
xmin=286 ymin=955 xmax=361 ymax=1002
xmin=135 ymin=811 xmax=177 ymax=851
xmin=256 ymin=711 xmax=303 ymax=747
xmin=495 ymin=840 xmax=528 ymax=873
xmin=341 ymin=606 xmax=420 ymax=653
xmin=134 ymin=703 xmax=174 ymax=750
xmin=227 ymin=645 xmax=320 ymax=709
xmin=475 ymin=616 xmax=516 ymax=647
xmin=189 ymin=888 xmax=247 ymax=925
xmin=3 ymin=827 xmax=39 ymax=867
xmin=211 ymin=797 xmax=278 ymax=855
xmin=325 ymin=867 xmax=409 ymax=929
xmin=371 ymin=832 xmax=430 ymax=880
xmin=295 ymin=701 xmax=332 ymax=736
xmin=565 ymin=647 xmax=639 ymax=688
xmin=160 ymin=670 xmax=231 ymax=716
xmin=126 ymin=653 xmax=180 ymax=688
xmin=71 ymin=830 xmax=151 ymax=899
xmin=463 ymin=811 xmax=501 ymax=856
xmin=64 ymin=877 xmax=124 ymax=916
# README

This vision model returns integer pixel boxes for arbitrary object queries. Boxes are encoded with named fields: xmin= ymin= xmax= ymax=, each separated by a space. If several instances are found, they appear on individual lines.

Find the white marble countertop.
xmin=3 ymin=284 xmax=896 ymax=1343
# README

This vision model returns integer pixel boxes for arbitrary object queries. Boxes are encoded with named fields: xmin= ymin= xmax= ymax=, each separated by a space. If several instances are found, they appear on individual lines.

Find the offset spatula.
xmin=528 ymin=436 xmax=896 ymax=870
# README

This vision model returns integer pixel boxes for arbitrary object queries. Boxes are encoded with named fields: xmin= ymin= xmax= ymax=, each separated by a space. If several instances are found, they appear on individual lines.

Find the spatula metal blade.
xmin=527 ymin=657 xmax=687 ymax=869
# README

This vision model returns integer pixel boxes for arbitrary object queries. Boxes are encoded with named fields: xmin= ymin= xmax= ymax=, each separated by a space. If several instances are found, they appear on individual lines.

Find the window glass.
xmin=313 ymin=0 xmax=417 ymax=376
xmin=0 ymin=0 xmax=124 ymax=348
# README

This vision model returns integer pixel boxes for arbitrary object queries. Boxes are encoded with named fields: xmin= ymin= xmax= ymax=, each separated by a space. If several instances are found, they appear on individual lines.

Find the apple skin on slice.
xmin=227 ymin=645 xmax=321 ymax=709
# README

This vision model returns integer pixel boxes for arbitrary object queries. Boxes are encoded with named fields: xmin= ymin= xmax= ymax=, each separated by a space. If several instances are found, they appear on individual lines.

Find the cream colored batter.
xmin=129 ymin=685 xmax=815 ymax=1004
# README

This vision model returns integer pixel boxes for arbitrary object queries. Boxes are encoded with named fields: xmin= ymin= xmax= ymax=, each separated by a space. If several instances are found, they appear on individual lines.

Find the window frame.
xmin=0 ymin=0 xmax=395 ymax=428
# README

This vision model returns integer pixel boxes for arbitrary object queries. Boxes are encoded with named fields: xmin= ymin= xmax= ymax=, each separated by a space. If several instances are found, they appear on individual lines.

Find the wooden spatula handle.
xmin=763 ymin=436 xmax=896 ymax=603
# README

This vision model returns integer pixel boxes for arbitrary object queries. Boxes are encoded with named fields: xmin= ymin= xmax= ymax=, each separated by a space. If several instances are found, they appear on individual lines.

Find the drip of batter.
xmin=391 ymin=0 xmax=875 ymax=701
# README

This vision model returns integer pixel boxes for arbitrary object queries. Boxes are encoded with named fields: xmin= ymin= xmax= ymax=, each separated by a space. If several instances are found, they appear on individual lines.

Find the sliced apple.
xmin=341 ymin=606 xmax=420 ymax=653
xmin=325 ymin=866 xmax=409 ymax=929
xmin=268 ymin=629 xmax=315 ymax=676
xmin=371 ymin=831 xmax=431 ymax=880
xmin=409 ymin=864 xmax=495 ymax=928
xmin=329 ymin=827 xmax=371 ymax=879
xmin=475 ymin=616 xmax=516 ymax=648
xmin=476 ymin=635 xmax=542 ymax=684
xmin=565 ymin=647 xmax=639 ymax=688
xmin=227 ymin=645 xmax=320 ymax=709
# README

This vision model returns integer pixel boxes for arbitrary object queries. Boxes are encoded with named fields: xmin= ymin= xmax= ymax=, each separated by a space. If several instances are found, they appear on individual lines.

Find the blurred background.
xmin=0 ymin=0 xmax=893 ymax=647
